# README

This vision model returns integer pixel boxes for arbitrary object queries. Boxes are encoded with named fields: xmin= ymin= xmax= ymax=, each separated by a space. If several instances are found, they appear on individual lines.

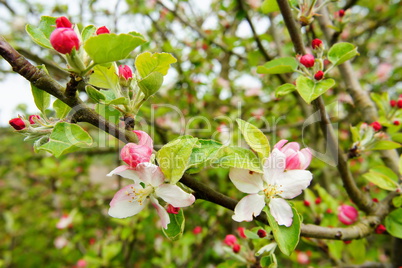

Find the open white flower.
xmin=107 ymin=162 xmax=195 ymax=229
xmin=229 ymin=148 xmax=313 ymax=227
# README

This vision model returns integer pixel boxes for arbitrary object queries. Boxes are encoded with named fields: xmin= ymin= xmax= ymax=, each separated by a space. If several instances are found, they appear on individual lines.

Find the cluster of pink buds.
xmin=390 ymin=97 xmax=402 ymax=109
xmin=370 ymin=121 xmax=382 ymax=132
xmin=297 ymin=38 xmax=327 ymax=82
xmin=50 ymin=16 xmax=80 ymax=54
xmin=223 ymin=234 xmax=241 ymax=253
xmin=9 ymin=115 xmax=41 ymax=131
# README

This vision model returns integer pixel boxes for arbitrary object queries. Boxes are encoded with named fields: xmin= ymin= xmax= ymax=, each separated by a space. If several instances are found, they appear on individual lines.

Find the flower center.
xmin=262 ymin=184 xmax=284 ymax=199
xmin=125 ymin=185 xmax=154 ymax=205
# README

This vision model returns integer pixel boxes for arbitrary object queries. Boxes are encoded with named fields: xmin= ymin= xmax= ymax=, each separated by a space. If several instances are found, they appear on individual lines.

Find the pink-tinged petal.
xmin=281 ymin=142 xmax=300 ymax=153
xmin=135 ymin=162 xmax=165 ymax=187
xmin=156 ymin=184 xmax=195 ymax=207
xmin=108 ymin=184 xmax=147 ymax=218
xmin=229 ymin=168 xmax=264 ymax=194
xmin=134 ymin=130 xmax=154 ymax=149
xmin=232 ymin=194 xmax=265 ymax=222
xmin=285 ymin=153 xmax=301 ymax=170
xmin=263 ymin=149 xmax=286 ymax=184
xmin=150 ymin=196 xmax=170 ymax=229
xmin=299 ymin=148 xmax=312 ymax=170
xmin=278 ymin=170 xmax=313 ymax=199
xmin=120 ymin=143 xmax=152 ymax=168
xmin=274 ymin=139 xmax=288 ymax=150
xmin=107 ymin=165 xmax=141 ymax=183
xmin=269 ymin=198 xmax=293 ymax=227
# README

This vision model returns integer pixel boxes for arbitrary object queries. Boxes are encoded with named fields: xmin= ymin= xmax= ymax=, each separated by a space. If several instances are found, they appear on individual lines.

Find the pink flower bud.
xmin=76 ymin=259 xmax=87 ymax=268
xmin=315 ymin=197 xmax=322 ymax=205
xmin=193 ymin=226 xmax=202 ymax=234
xmin=50 ymin=28 xmax=80 ymax=54
xmin=337 ymin=205 xmax=358 ymax=225
xmin=370 ymin=121 xmax=382 ymax=132
xmin=118 ymin=65 xmax=133 ymax=80
xmin=120 ymin=143 xmax=152 ymax=168
xmin=297 ymin=251 xmax=310 ymax=265
xmin=338 ymin=9 xmax=345 ymax=18
xmin=311 ymin=39 xmax=323 ymax=49
xmin=232 ymin=244 xmax=241 ymax=253
xmin=299 ymin=54 xmax=315 ymax=68
xmin=224 ymin=234 xmax=237 ymax=246
xmin=390 ymin=100 xmax=397 ymax=107
xmin=394 ymin=120 xmax=400 ymax=126
xmin=372 ymin=198 xmax=379 ymax=203
xmin=274 ymin=140 xmax=312 ymax=170
xmin=398 ymin=99 xmax=402 ymax=108
xmin=96 ymin=26 xmax=110 ymax=35
xmin=375 ymin=224 xmax=386 ymax=234
xmin=303 ymin=200 xmax=311 ymax=207
xmin=166 ymin=204 xmax=180 ymax=214
xmin=314 ymin=70 xmax=324 ymax=80
xmin=9 ymin=118 xmax=26 ymax=130
xmin=29 ymin=115 xmax=41 ymax=124
xmin=237 ymin=227 xmax=246 ymax=238
xmin=56 ymin=16 xmax=72 ymax=28
xmin=257 ymin=229 xmax=267 ymax=238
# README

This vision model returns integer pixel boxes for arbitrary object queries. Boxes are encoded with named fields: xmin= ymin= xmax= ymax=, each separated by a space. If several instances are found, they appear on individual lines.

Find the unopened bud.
xmin=397 ymin=99 xmax=402 ymax=108
xmin=257 ymin=229 xmax=267 ymax=238
xmin=390 ymin=100 xmax=397 ymax=107
xmin=338 ymin=9 xmax=345 ymax=18
xmin=9 ymin=118 xmax=26 ymax=130
xmin=315 ymin=197 xmax=322 ymax=205
xmin=166 ymin=204 xmax=180 ymax=214
xmin=232 ymin=244 xmax=241 ymax=253
xmin=50 ymin=28 xmax=80 ymax=54
xmin=337 ymin=205 xmax=358 ymax=225
xmin=299 ymin=54 xmax=315 ymax=68
xmin=303 ymin=200 xmax=311 ymax=207
xmin=29 ymin=115 xmax=41 ymax=124
xmin=56 ymin=16 xmax=72 ymax=28
xmin=314 ymin=70 xmax=324 ymax=80
xmin=370 ymin=121 xmax=382 ymax=132
xmin=375 ymin=224 xmax=386 ymax=234
xmin=224 ymin=234 xmax=237 ymax=246
xmin=193 ymin=226 xmax=202 ymax=234
xmin=96 ymin=26 xmax=110 ymax=35
xmin=311 ymin=39 xmax=323 ymax=50
xmin=394 ymin=120 xmax=400 ymax=126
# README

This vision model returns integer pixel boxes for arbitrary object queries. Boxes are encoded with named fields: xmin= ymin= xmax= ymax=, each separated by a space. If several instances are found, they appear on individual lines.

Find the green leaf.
xmin=370 ymin=166 xmax=398 ymax=182
xmin=81 ymin=25 xmax=96 ymax=42
xmin=31 ymin=65 xmax=51 ymax=113
xmin=385 ymin=208 xmax=402 ymax=238
xmin=275 ymin=83 xmax=296 ymax=98
xmin=244 ymin=230 xmax=260 ymax=239
xmin=392 ymin=195 xmax=402 ymax=208
xmin=350 ymin=126 xmax=361 ymax=142
xmin=187 ymin=139 xmax=223 ymax=174
xmin=236 ymin=119 xmax=270 ymax=160
xmin=348 ymin=239 xmax=366 ymax=264
xmin=162 ymin=207 xmax=185 ymax=241
xmin=135 ymin=52 xmax=177 ymax=78
xmin=26 ymin=16 xmax=57 ymax=49
xmin=102 ymin=243 xmax=122 ymax=261
xmin=296 ymin=76 xmax=335 ymax=104
xmin=362 ymin=168 xmax=399 ymax=191
xmin=89 ymin=64 xmax=119 ymax=90
xmin=85 ymin=85 xmax=106 ymax=103
xmin=84 ymin=33 xmax=146 ymax=64
xmin=95 ymin=104 xmax=121 ymax=125
xmin=212 ymin=146 xmax=263 ymax=173
xmin=138 ymin=72 xmax=164 ymax=98
xmin=261 ymin=0 xmax=280 ymax=13
xmin=264 ymin=205 xmax=301 ymax=256
xmin=314 ymin=184 xmax=338 ymax=211
xmin=38 ymin=122 xmax=93 ymax=157
xmin=53 ymin=99 xmax=71 ymax=119
xmin=256 ymin=57 xmax=298 ymax=75
xmin=368 ymin=140 xmax=401 ymax=150
xmin=104 ymin=97 xmax=128 ymax=105
xmin=328 ymin=42 xmax=359 ymax=66
xmin=156 ymin=136 xmax=199 ymax=184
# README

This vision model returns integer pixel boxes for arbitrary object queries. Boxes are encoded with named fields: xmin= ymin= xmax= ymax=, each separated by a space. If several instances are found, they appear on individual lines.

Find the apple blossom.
xmin=50 ymin=28 xmax=80 ymax=54
xmin=56 ymin=214 xmax=73 ymax=229
xmin=229 ymin=141 xmax=313 ymax=227
xmin=338 ymin=205 xmax=358 ymax=225
xmin=108 ymin=162 xmax=195 ymax=229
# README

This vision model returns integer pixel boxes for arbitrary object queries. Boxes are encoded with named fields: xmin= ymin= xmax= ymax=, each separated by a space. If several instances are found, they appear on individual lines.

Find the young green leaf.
xmin=138 ymin=71 xmax=164 ymax=99
xmin=368 ymin=140 xmax=401 ymax=151
xmin=26 ymin=16 xmax=57 ymax=49
xmin=187 ymin=139 xmax=223 ymax=174
xmin=135 ymin=52 xmax=177 ymax=78
xmin=162 ymin=209 xmax=185 ymax=241
xmin=53 ymin=99 xmax=71 ymax=119
xmin=275 ymin=83 xmax=296 ymax=98
xmin=89 ymin=64 xmax=119 ymax=90
xmin=38 ymin=122 xmax=93 ymax=157
xmin=84 ymin=33 xmax=146 ymax=64
xmin=236 ymin=119 xmax=270 ymax=160
xmin=261 ymin=0 xmax=280 ymax=13
xmin=31 ymin=65 xmax=51 ymax=113
xmin=328 ymin=42 xmax=359 ymax=66
xmin=362 ymin=168 xmax=399 ymax=191
xmin=385 ymin=208 xmax=402 ymax=239
xmin=213 ymin=146 xmax=263 ymax=173
xmin=264 ymin=205 xmax=301 ymax=256
xmin=81 ymin=25 xmax=96 ymax=42
xmin=85 ymin=85 xmax=106 ymax=103
xmin=156 ymin=136 xmax=199 ymax=184
xmin=296 ymin=76 xmax=335 ymax=104
xmin=257 ymin=57 xmax=298 ymax=75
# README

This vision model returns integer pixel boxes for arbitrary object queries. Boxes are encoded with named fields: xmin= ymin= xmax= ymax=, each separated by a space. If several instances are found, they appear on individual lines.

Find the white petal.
xmin=135 ymin=162 xmax=165 ymax=187
xmin=150 ymin=196 xmax=170 ymax=229
xmin=229 ymin=168 xmax=264 ymax=194
xmin=263 ymin=149 xmax=286 ymax=184
xmin=107 ymin=165 xmax=141 ymax=183
xmin=156 ymin=184 xmax=195 ymax=207
xmin=232 ymin=194 xmax=266 ymax=222
xmin=269 ymin=198 xmax=293 ymax=227
xmin=108 ymin=184 xmax=147 ymax=218
xmin=279 ymin=170 xmax=313 ymax=199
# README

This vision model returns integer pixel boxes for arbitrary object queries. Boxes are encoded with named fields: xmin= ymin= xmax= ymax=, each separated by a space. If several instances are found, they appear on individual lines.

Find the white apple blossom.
xmin=229 ymin=141 xmax=313 ymax=227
